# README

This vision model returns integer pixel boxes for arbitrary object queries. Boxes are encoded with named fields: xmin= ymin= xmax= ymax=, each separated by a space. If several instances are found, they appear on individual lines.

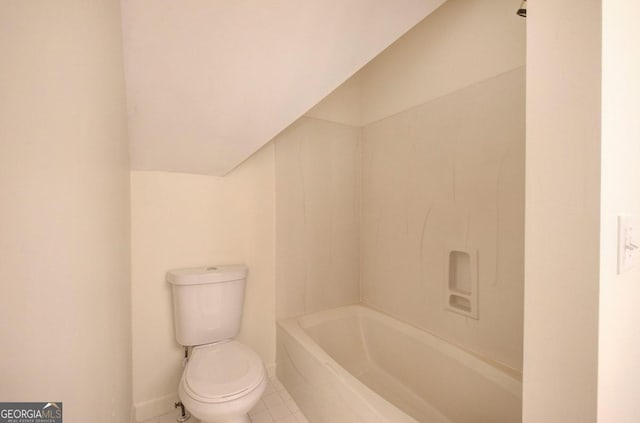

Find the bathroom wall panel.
xmin=275 ymin=117 xmax=360 ymax=319
xmin=0 ymin=1 xmax=132 ymax=421
xmin=524 ymin=2 xmax=602 ymax=420
xmin=360 ymin=68 xmax=525 ymax=370
xmin=596 ymin=2 xmax=640 ymax=422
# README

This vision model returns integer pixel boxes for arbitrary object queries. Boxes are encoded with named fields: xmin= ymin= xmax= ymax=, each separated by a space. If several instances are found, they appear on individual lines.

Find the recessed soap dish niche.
xmin=445 ymin=247 xmax=479 ymax=319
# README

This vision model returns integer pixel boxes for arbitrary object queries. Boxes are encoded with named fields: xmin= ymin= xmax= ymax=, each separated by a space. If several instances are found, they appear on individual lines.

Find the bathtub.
xmin=276 ymin=305 xmax=521 ymax=423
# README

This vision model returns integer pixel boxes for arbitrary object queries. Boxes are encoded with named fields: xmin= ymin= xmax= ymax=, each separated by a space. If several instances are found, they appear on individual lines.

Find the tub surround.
xmin=275 ymin=117 xmax=361 ymax=319
xmin=360 ymin=68 xmax=525 ymax=370
xmin=354 ymin=0 xmax=525 ymax=372
xmin=274 ymin=69 xmax=525 ymax=373
xmin=274 ymin=0 xmax=525 ymax=371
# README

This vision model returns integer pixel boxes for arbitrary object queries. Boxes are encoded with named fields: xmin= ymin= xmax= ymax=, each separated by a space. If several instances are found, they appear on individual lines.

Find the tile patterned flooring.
xmin=141 ymin=376 xmax=308 ymax=423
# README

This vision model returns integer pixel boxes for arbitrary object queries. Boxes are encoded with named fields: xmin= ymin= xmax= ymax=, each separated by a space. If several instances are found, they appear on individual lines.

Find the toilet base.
xmin=179 ymin=372 xmax=267 ymax=423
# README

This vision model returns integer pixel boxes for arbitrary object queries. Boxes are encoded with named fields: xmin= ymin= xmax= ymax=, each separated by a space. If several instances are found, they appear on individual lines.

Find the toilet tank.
xmin=166 ymin=265 xmax=248 ymax=346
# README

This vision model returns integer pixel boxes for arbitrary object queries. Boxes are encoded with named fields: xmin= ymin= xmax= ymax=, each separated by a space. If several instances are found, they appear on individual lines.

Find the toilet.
xmin=167 ymin=265 xmax=267 ymax=423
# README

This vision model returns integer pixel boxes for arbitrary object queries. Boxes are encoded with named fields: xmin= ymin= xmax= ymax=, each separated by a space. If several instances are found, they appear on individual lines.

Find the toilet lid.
xmin=184 ymin=340 xmax=265 ymax=402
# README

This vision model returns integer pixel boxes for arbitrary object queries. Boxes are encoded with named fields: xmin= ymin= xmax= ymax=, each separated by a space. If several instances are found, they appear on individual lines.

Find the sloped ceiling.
xmin=121 ymin=0 xmax=447 ymax=176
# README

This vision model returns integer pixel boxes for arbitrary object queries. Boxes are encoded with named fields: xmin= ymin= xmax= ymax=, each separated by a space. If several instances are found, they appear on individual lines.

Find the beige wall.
xmin=523 ymin=1 xmax=601 ymax=422
xmin=360 ymin=0 xmax=525 ymax=124
xmin=305 ymin=74 xmax=362 ymax=127
xmin=275 ymin=117 xmax=360 ymax=319
xmin=598 ymin=2 xmax=640 ymax=422
xmin=130 ymin=144 xmax=275 ymax=421
xmin=0 ymin=1 xmax=132 ymax=422
xmin=357 ymin=0 xmax=525 ymax=370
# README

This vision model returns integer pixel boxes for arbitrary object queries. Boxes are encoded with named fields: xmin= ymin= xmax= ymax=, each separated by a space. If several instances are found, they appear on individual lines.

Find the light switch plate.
xmin=618 ymin=215 xmax=640 ymax=274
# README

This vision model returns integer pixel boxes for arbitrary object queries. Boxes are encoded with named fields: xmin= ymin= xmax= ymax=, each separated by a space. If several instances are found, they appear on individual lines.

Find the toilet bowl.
xmin=178 ymin=340 xmax=267 ymax=423
xmin=166 ymin=265 xmax=266 ymax=423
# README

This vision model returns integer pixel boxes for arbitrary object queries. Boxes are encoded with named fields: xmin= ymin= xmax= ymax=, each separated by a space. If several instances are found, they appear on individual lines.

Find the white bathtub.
xmin=276 ymin=305 xmax=521 ymax=423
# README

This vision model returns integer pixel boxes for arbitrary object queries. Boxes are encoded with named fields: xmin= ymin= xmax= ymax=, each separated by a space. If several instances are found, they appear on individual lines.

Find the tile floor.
xmin=141 ymin=376 xmax=308 ymax=423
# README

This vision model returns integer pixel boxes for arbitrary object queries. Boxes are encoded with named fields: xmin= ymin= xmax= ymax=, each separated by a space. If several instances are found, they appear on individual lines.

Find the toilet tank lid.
xmin=166 ymin=264 xmax=248 ymax=286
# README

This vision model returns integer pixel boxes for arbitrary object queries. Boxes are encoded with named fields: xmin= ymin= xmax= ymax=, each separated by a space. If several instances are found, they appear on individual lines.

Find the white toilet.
xmin=167 ymin=265 xmax=267 ymax=423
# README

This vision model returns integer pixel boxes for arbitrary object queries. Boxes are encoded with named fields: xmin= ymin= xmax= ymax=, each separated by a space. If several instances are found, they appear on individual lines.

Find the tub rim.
xmin=278 ymin=305 xmax=421 ymax=423
xmin=278 ymin=304 xmax=523 ymax=415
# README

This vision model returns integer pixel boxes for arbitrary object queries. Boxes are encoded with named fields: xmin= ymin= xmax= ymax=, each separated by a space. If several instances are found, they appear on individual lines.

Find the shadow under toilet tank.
xmin=167 ymin=265 xmax=248 ymax=346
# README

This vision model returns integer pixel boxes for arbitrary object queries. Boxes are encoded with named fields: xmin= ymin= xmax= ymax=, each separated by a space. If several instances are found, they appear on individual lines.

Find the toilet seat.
xmin=182 ymin=340 xmax=265 ymax=404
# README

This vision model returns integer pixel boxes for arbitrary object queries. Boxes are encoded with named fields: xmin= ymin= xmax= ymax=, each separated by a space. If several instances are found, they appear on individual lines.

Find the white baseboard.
xmin=134 ymin=392 xmax=178 ymax=422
